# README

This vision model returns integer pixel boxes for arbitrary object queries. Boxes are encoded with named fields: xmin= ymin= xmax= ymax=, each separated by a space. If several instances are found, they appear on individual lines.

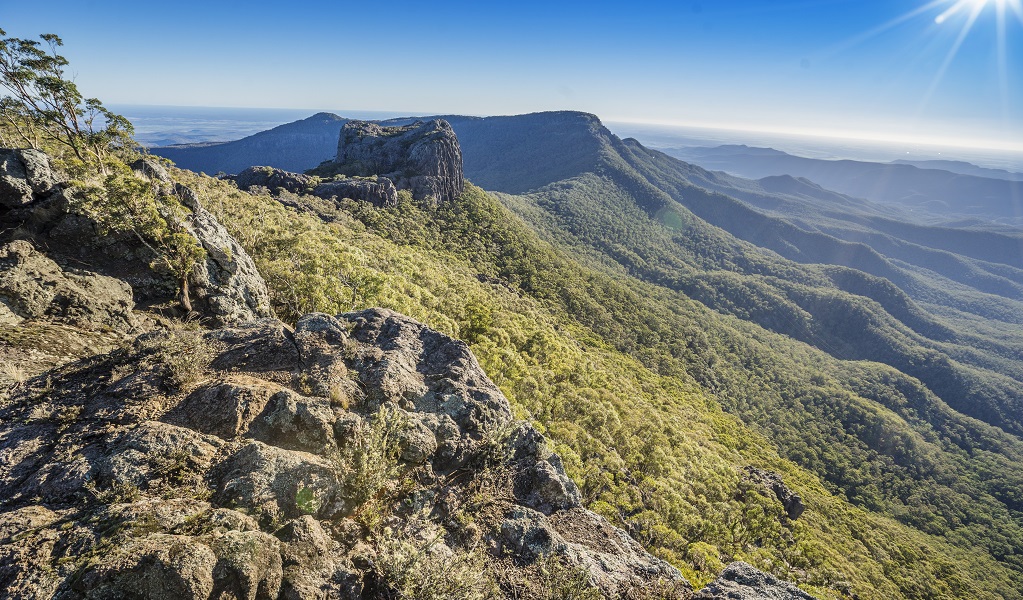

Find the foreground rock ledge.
xmin=0 ymin=308 xmax=686 ymax=599
xmin=695 ymin=562 xmax=819 ymax=600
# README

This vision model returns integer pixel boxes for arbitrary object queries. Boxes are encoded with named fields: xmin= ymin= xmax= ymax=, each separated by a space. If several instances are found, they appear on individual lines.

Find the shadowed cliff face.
xmin=332 ymin=119 xmax=464 ymax=204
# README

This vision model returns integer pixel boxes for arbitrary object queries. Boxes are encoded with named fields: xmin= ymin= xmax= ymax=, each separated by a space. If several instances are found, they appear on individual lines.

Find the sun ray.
xmin=818 ymin=0 xmax=948 ymax=59
xmin=935 ymin=0 xmax=975 ymax=24
xmin=920 ymin=0 xmax=988 ymax=110
xmin=1011 ymin=0 xmax=1023 ymax=25
xmin=997 ymin=0 xmax=1010 ymax=122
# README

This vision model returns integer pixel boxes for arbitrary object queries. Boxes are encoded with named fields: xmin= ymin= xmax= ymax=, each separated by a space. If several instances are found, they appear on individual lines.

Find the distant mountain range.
xmin=892 ymin=159 xmax=1023 ymax=181
xmin=664 ymin=145 xmax=1023 ymax=222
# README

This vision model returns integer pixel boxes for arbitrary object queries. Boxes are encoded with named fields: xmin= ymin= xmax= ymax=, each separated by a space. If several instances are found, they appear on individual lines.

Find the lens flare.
xmin=925 ymin=0 xmax=1022 ymax=121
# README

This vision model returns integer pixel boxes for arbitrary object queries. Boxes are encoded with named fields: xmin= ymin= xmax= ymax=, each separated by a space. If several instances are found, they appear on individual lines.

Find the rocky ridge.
xmin=232 ymin=166 xmax=399 ymax=208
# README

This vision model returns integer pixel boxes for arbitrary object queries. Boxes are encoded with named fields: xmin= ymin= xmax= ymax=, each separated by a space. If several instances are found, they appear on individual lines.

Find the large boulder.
xmin=0 ymin=151 xmax=273 ymax=327
xmin=0 ymin=239 xmax=136 ymax=332
xmin=742 ymin=466 xmax=805 ymax=520
xmin=0 ymin=149 xmax=59 ymax=209
xmin=171 ymin=182 xmax=274 ymax=325
xmin=332 ymin=119 xmax=464 ymax=204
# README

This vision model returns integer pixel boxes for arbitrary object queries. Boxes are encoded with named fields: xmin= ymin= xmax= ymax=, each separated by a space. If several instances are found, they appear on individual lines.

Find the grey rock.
xmin=500 ymin=507 xmax=565 ymax=559
xmin=208 ymin=529 xmax=283 ymax=600
xmin=0 ymin=149 xmax=59 ymax=209
xmin=275 ymin=516 xmax=360 ymax=600
xmin=69 ymin=534 xmax=218 ymax=599
xmin=396 ymin=412 xmax=439 ymax=465
xmin=233 ymin=165 xmax=400 ymax=207
xmin=234 ymin=165 xmax=316 ymax=196
xmin=248 ymin=390 xmax=338 ymax=455
xmin=172 ymin=183 xmax=274 ymax=326
xmin=500 ymin=506 xmax=690 ymax=597
xmin=129 ymin=156 xmax=173 ymax=184
xmin=208 ymin=318 xmax=301 ymax=373
xmin=695 ymin=562 xmax=818 ymax=600
xmin=509 ymin=424 xmax=582 ymax=514
xmin=332 ymin=120 xmax=464 ymax=204
xmin=743 ymin=467 xmax=805 ymax=520
xmin=342 ymin=308 xmax=513 ymax=444
xmin=97 ymin=421 xmax=223 ymax=492
xmin=312 ymin=177 xmax=398 ymax=207
xmin=163 ymin=379 xmax=280 ymax=440
xmin=0 ymin=239 xmax=136 ymax=332
xmin=211 ymin=441 xmax=344 ymax=524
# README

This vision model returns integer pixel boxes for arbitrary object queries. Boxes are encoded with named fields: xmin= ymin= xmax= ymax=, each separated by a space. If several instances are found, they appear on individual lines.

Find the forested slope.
xmin=153 ymin=109 xmax=1023 ymax=598
xmin=170 ymin=161 xmax=1023 ymax=598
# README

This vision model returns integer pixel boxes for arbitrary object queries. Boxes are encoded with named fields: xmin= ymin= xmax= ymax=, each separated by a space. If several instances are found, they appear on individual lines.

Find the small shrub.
xmin=334 ymin=406 xmax=406 ymax=513
xmin=374 ymin=526 xmax=497 ymax=600
xmin=296 ymin=487 xmax=320 ymax=515
xmin=531 ymin=553 xmax=602 ymax=600
xmin=132 ymin=322 xmax=215 ymax=390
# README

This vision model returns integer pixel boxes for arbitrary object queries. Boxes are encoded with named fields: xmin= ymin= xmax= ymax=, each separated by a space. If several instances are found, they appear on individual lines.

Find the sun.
xmin=935 ymin=0 xmax=1023 ymax=24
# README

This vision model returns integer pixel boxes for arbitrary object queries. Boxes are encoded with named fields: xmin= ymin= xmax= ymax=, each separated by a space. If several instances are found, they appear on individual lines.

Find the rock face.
xmin=233 ymin=165 xmax=317 ymax=196
xmin=0 ymin=240 xmax=136 ymax=331
xmin=0 ymin=151 xmax=273 ymax=326
xmin=0 ymin=149 xmax=60 ymax=209
xmin=695 ymin=562 xmax=818 ymax=600
xmin=233 ymin=165 xmax=399 ymax=207
xmin=332 ymin=119 xmax=464 ymax=204
xmin=170 ymin=181 xmax=274 ymax=326
xmin=0 ymin=308 xmax=686 ymax=598
xmin=742 ymin=467 xmax=805 ymax=520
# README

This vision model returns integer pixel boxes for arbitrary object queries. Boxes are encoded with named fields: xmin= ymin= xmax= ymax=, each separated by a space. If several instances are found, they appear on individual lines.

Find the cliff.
xmin=329 ymin=119 xmax=464 ymax=204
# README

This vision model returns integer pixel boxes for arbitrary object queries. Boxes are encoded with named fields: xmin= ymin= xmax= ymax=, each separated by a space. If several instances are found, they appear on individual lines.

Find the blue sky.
xmin=3 ymin=0 xmax=1022 ymax=149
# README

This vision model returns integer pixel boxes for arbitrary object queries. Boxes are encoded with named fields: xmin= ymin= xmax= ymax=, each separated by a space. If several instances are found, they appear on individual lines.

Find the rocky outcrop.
xmin=313 ymin=177 xmax=398 ymax=207
xmin=170 ymin=181 xmax=274 ymax=326
xmin=233 ymin=166 xmax=317 ymax=196
xmin=0 ymin=240 xmax=136 ymax=331
xmin=0 ymin=151 xmax=273 ymax=327
xmin=331 ymin=119 xmax=464 ymax=204
xmin=742 ymin=467 xmax=805 ymax=520
xmin=0 ymin=308 xmax=686 ymax=598
xmin=233 ymin=165 xmax=399 ymax=207
xmin=694 ymin=562 xmax=818 ymax=600
xmin=0 ymin=149 xmax=60 ymax=209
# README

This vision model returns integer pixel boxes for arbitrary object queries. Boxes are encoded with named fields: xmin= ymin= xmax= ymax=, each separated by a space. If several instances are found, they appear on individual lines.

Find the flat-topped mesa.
xmin=333 ymin=119 xmax=464 ymax=204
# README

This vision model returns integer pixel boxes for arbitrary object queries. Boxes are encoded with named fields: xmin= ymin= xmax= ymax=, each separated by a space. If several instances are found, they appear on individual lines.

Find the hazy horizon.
xmin=111 ymin=103 xmax=1023 ymax=172
xmin=6 ymin=0 xmax=1021 ymax=155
